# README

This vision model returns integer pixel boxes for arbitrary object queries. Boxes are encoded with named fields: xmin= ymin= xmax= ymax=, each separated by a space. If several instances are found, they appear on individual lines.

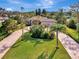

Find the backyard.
xmin=3 ymin=33 xmax=71 ymax=59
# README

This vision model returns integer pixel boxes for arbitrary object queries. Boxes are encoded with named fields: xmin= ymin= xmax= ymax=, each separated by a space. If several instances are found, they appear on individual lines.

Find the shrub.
xmin=30 ymin=25 xmax=55 ymax=40
xmin=41 ymin=32 xmax=49 ymax=39
xmin=16 ymin=23 xmax=25 ymax=29
xmin=67 ymin=19 xmax=76 ymax=29
xmin=30 ymin=25 xmax=44 ymax=38
xmin=2 ymin=19 xmax=17 ymax=33
xmin=1 ymin=19 xmax=25 ymax=34
xmin=49 ymin=32 xmax=55 ymax=39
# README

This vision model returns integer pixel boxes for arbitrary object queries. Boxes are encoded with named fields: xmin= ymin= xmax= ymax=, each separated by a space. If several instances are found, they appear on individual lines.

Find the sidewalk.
xmin=0 ymin=27 xmax=30 ymax=59
xmin=58 ymin=32 xmax=79 ymax=59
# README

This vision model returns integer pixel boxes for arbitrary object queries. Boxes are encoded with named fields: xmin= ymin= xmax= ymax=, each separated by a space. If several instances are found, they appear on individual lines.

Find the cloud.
xmin=36 ymin=0 xmax=54 ymax=8
xmin=41 ymin=0 xmax=54 ymax=8
xmin=8 ymin=0 xmax=21 ymax=4
xmin=7 ymin=0 xmax=54 ymax=9
xmin=62 ymin=6 xmax=71 ymax=12
xmin=6 ymin=8 xmax=13 ymax=11
xmin=44 ymin=0 xmax=53 ymax=5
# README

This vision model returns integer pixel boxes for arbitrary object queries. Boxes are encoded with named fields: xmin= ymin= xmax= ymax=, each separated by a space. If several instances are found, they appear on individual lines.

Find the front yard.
xmin=3 ymin=32 xmax=71 ymax=59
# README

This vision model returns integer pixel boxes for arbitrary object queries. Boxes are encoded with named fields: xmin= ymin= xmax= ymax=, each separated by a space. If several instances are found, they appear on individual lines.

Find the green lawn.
xmin=3 ymin=33 xmax=71 ymax=59
xmin=0 ymin=22 xmax=2 ymax=27
xmin=66 ymin=27 xmax=79 ymax=43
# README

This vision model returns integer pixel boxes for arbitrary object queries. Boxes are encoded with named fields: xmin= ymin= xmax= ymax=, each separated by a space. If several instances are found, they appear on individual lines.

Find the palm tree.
xmin=20 ymin=7 xmax=24 ymax=37
xmin=51 ymin=24 xmax=66 ymax=48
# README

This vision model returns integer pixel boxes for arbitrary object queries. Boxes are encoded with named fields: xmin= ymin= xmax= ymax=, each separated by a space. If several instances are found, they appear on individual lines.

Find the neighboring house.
xmin=0 ymin=16 xmax=9 ymax=23
xmin=9 ymin=15 xmax=17 ymax=18
xmin=28 ymin=16 xmax=57 ymax=27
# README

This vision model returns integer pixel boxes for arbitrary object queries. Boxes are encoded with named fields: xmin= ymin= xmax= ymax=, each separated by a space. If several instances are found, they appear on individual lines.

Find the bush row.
xmin=30 ymin=25 xmax=54 ymax=40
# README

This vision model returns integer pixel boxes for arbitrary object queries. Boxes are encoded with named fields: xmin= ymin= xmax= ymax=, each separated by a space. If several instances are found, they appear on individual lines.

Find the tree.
xmin=20 ymin=7 xmax=25 ymax=37
xmin=35 ymin=8 xmax=41 ymax=15
xmin=0 ymin=7 xmax=3 ymax=11
xmin=13 ymin=16 xmax=21 ymax=24
xmin=38 ymin=8 xmax=41 ymax=15
xmin=35 ymin=9 xmax=38 ymax=15
xmin=67 ymin=19 xmax=76 ymax=29
xmin=2 ymin=19 xmax=17 ymax=33
xmin=51 ymin=24 xmax=66 ymax=48
xmin=67 ymin=10 xmax=72 ymax=18
xmin=0 ymin=7 xmax=5 ymax=12
xmin=42 ymin=9 xmax=47 ymax=16
xmin=30 ymin=25 xmax=44 ymax=38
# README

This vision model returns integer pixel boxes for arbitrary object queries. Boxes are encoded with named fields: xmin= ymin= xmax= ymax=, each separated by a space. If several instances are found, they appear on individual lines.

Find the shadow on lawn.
xmin=37 ymin=51 xmax=47 ymax=59
xmin=11 ymin=41 xmax=21 ymax=48
xmin=12 ymin=33 xmax=54 ymax=48
xmin=33 ymin=39 xmax=43 ymax=47
xmin=48 ymin=48 xmax=58 ymax=59
xmin=11 ymin=38 xmax=23 ymax=48
xmin=37 ymin=48 xmax=58 ymax=59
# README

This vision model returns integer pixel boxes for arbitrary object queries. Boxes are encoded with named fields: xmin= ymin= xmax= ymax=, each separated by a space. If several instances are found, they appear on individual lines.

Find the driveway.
xmin=58 ymin=32 xmax=79 ymax=59
xmin=0 ymin=27 xmax=30 ymax=59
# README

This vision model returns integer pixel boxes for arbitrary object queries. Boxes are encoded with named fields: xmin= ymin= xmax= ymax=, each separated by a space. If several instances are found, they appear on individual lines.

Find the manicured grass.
xmin=0 ymin=23 xmax=2 ymax=28
xmin=66 ymin=27 xmax=79 ymax=43
xmin=3 ymin=33 xmax=71 ymax=59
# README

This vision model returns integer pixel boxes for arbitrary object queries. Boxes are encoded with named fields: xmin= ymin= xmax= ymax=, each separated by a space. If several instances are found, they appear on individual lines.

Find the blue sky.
xmin=0 ymin=0 xmax=78 ymax=12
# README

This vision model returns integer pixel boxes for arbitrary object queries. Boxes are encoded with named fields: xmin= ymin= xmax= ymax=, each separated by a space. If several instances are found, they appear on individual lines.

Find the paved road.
xmin=0 ymin=27 xmax=30 ymax=59
xmin=58 ymin=32 xmax=79 ymax=59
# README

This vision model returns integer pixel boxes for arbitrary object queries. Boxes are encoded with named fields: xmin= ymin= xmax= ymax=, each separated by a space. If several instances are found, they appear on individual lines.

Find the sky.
xmin=0 ymin=0 xmax=79 ymax=12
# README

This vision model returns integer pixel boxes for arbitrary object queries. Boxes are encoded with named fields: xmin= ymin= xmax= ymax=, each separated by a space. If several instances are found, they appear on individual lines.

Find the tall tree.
xmin=35 ymin=9 xmax=38 ymax=15
xmin=2 ymin=19 xmax=17 ymax=33
xmin=20 ymin=7 xmax=24 ymax=37
xmin=51 ymin=24 xmax=66 ymax=48
xmin=42 ymin=9 xmax=47 ymax=16
xmin=38 ymin=8 xmax=41 ymax=15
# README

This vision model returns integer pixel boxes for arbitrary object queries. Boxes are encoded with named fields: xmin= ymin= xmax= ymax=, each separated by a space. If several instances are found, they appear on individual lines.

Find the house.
xmin=28 ymin=16 xmax=57 ymax=27
xmin=40 ymin=18 xmax=56 ymax=27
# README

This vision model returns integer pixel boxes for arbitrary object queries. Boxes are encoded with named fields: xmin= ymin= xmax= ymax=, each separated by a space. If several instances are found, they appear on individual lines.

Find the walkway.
xmin=0 ymin=27 xmax=30 ymax=59
xmin=58 ymin=32 xmax=79 ymax=59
